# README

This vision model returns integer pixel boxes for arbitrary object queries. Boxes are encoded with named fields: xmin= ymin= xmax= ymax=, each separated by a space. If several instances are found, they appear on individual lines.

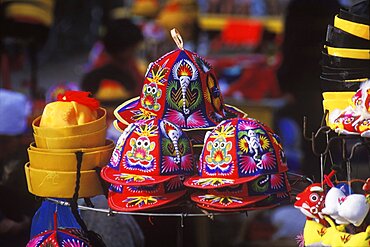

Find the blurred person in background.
xmin=0 ymin=89 xmax=38 ymax=246
xmin=277 ymin=0 xmax=340 ymax=180
xmin=81 ymin=18 xmax=144 ymax=106
xmin=81 ymin=18 xmax=145 ymax=141
xmin=81 ymin=17 xmax=145 ymax=247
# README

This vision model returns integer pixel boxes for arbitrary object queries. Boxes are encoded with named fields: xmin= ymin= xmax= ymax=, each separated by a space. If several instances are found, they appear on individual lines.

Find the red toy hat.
xmin=113 ymin=30 xmax=246 ymax=144
xmin=101 ymin=119 xmax=194 ymax=186
xmin=193 ymin=190 xmax=291 ymax=211
xmin=184 ymin=118 xmax=288 ymax=189
xmin=196 ymin=202 xmax=279 ymax=212
xmin=108 ymin=177 xmax=186 ymax=212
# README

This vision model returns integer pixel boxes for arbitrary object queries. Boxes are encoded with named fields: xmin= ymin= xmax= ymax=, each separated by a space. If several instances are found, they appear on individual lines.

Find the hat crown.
xmin=199 ymin=118 xmax=288 ymax=178
xmin=109 ymin=119 xmax=194 ymax=176
xmin=115 ymin=49 xmax=245 ymax=132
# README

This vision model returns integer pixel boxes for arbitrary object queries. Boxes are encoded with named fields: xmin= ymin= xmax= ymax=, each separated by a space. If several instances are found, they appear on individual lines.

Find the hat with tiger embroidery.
xmin=101 ymin=118 xmax=194 ymax=186
xmin=113 ymin=29 xmax=246 ymax=145
xmin=108 ymin=176 xmax=186 ymax=211
xmin=184 ymin=118 xmax=288 ymax=189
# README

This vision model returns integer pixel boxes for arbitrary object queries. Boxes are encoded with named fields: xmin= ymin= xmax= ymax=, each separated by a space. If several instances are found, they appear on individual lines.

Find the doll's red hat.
xmin=184 ymin=118 xmax=288 ymax=189
xmin=108 ymin=177 xmax=186 ymax=212
xmin=113 ymin=32 xmax=246 ymax=144
xmin=101 ymin=119 xmax=194 ymax=186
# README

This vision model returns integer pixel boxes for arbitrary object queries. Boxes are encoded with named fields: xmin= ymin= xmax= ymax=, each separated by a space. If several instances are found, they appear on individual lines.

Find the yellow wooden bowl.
xmin=33 ymin=127 xmax=107 ymax=149
xmin=32 ymin=108 xmax=106 ymax=138
xmin=322 ymin=92 xmax=355 ymax=100
xmin=28 ymin=142 xmax=114 ymax=171
xmin=25 ymin=163 xmax=103 ymax=198
xmin=29 ymin=139 xmax=114 ymax=153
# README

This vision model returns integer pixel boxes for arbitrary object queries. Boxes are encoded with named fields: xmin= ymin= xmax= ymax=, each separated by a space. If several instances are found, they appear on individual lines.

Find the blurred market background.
xmin=0 ymin=0 xmax=362 ymax=246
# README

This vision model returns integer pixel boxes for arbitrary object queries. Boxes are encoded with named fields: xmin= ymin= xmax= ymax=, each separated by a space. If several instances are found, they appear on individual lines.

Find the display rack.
xmin=303 ymin=110 xmax=370 ymax=190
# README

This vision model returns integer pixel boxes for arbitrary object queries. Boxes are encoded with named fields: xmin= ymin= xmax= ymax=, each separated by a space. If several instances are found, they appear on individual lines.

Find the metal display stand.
xmin=303 ymin=110 xmax=370 ymax=189
xmin=44 ymin=170 xmax=312 ymax=247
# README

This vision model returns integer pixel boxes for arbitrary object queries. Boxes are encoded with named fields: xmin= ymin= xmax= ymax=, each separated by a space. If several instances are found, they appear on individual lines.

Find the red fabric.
xmin=57 ymin=91 xmax=100 ymax=110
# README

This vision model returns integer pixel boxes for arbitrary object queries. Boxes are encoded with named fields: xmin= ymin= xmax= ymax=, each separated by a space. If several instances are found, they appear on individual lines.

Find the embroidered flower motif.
xmin=61 ymin=238 xmax=89 ymax=247
xmin=131 ymin=108 xmax=157 ymax=121
xmin=259 ymin=136 xmax=270 ymax=150
xmin=270 ymin=173 xmax=284 ymax=189
xmin=238 ymin=138 xmax=249 ymax=153
xmin=27 ymin=235 xmax=45 ymax=247
xmin=198 ymin=194 xmax=243 ymax=206
xmin=123 ymin=196 xmax=162 ymax=207
xmin=192 ymin=178 xmax=234 ymax=187
xmin=296 ymin=233 xmax=305 ymax=247
xmin=114 ymin=173 xmax=155 ymax=183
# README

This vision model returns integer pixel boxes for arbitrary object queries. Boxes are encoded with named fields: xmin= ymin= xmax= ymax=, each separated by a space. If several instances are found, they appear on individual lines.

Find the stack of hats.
xmin=184 ymin=118 xmax=291 ymax=212
xmin=321 ymin=0 xmax=370 ymax=133
xmin=103 ymin=30 xmax=291 ymax=212
xmin=100 ymin=119 xmax=195 ymax=211
xmin=113 ymin=29 xmax=246 ymax=153
xmin=25 ymin=91 xmax=113 ymax=198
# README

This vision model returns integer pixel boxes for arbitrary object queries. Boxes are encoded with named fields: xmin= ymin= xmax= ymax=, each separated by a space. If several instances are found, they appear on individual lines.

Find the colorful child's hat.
xmin=26 ymin=213 xmax=92 ymax=247
xmin=113 ymin=31 xmax=246 ymax=143
xmin=184 ymin=118 xmax=288 ymax=189
xmin=101 ymin=119 xmax=194 ymax=186
xmin=108 ymin=177 xmax=186 ymax=212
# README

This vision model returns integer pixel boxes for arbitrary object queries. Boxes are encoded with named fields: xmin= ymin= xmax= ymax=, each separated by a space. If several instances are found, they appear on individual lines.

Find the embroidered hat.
xmin=113 ymin=31 xmax=246 ymax=144
xmin=184 ymin=118 xmax=288 ymax=189
xmin=193 ymin=191 xmax=291 ymax=211
xmin=108 ymin=177 xmax=186 ymax=211
xmin=26 ymin=213 xmax=92 ymax=247
xmin=101 ymin=119 xmax=194 ymax=186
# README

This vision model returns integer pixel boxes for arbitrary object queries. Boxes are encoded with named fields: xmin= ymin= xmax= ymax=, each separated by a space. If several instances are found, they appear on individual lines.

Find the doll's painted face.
xmin=333 ymin=113 xmax=360 ymax=133
xmin=294 ymin=183 xmax=326 ymax=219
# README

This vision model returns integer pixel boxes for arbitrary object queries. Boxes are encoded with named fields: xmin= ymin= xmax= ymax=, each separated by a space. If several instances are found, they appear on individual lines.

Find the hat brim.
xmin=100 ymin=166 xmax=177 ymax=186
xmin=113 ymin=97 xmax=247 ymax=132
xmin=184 ymin=174 xmax=260 ymax=189
xmin=108 ymin=189 xmax=186 ymax=212
xmin=191 ymin=192 xmax=267 ymax=209
xmin=196 ymin=202 xmax=279 ymax=212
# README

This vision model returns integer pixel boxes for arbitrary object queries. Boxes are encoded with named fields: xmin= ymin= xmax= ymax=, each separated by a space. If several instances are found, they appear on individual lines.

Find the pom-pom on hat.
xmin=108 ymin=177 xmax=186 ymax=212
xmin=101 ymin=118 xmax=194 ymax=186
xmin=113 ymin=29 xmax=246 ymax=144
xmin=184 ymin=118 xmax=288 ymax=189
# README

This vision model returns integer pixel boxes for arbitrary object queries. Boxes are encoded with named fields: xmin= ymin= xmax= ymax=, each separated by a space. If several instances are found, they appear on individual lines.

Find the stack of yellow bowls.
xmin=25 ymin=107 xmax=114 ymax=198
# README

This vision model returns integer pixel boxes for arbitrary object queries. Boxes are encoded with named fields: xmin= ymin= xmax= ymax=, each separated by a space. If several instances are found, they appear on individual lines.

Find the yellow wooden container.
xmin=28 ymin=140 xmax=114 ymax=171
xmin=33 ymin=127 xmax=107 ymax=149
xmin=25 ymin=163 xmax=103 ymax=198
xmin=33 ymin=108 xmax=106 ymax=138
